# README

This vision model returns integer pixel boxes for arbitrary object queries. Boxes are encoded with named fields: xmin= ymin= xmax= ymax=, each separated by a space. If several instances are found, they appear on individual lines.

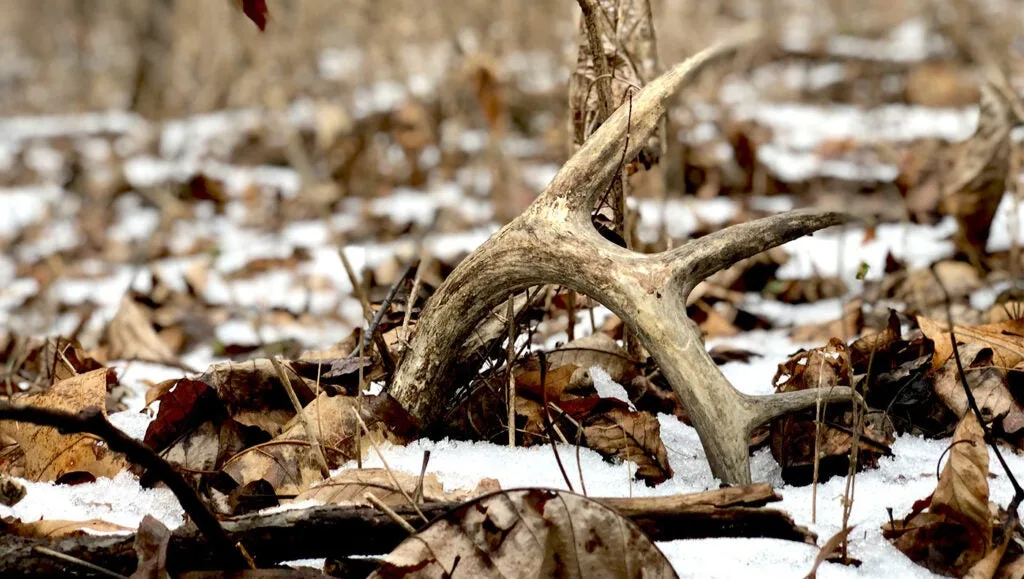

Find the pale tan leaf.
xmin=804 ymin=525 xmax=855 ymax=579
xmin=297 ymin=469 xmax=500 ymax=507
xmin=918 ymin=317 xmax=1024 ymax=371
xmin=131 ymin=515 xmax=171 ymax=579
xmin=297 ymin=468 xmax=446 ymax=506
xmin=931 ymin=413 xmax=991 ymax=556
xmin=106 ymin=295 xmax=179 ymax=366
xmin=8 ymin=518 xmax=133 ymax=538
xmin=221 ymin=393 xmax=409 ymax=496
xmin=918 ymin=315 xmax=955 ymax=370
xmin=0 ymin=369 xmax=128 ymax=481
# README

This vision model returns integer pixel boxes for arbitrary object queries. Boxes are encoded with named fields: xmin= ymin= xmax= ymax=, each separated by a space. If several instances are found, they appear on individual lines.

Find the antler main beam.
xmin=387 ymin=25 xmax=857 ymax=485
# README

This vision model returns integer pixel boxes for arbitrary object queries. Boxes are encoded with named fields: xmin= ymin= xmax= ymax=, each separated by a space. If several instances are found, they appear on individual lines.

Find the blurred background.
xmin=0 ymin=0 xmax=1021 ymax=370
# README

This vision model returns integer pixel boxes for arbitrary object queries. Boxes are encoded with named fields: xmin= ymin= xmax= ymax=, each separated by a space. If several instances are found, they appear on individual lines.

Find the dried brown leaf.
xmin=372 ymin=488 xmax=675 ymax=578
xmin=106 ymin=295 xmax=180 ymax=367
xmin=220 ymin=393 xmax=410 ymax=496
xmin=0 ymin=369 xmax=128 ymax=481
xmin=886 ymin=413 xmax=995 ymax=576
xmin=931 ymin=413 xmax=991 ymax=547
xmin=547 ymin=333 xmax=637 ymax=384
xmin=919 ymin=316 xmax=1024 ymax=371
xmin=940 ymin=83 xmax=1014 ymax=265
xmin=932 ymin=343 xmax=1024 ymax=433
xmin=297 ymin=468 xmax=446 ymax=506
xmin=583 ymin=407 xmax=672 ymax=485
xmin=515 ymin=364 xmax=588 ymax=402
xmin=131 ymin=515 xmax=171 ymax=579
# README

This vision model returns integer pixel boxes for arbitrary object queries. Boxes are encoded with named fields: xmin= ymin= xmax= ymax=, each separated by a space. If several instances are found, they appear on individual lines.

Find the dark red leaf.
xmin=242 ymin=0 xmax=268 ymax=31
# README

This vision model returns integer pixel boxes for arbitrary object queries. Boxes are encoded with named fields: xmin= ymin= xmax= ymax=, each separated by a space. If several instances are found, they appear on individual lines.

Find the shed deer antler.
xmin=387 ymin=25 xmax=858 ymax=485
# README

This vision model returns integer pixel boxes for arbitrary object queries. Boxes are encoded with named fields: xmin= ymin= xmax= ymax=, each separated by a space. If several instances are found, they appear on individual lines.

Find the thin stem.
xmin=270 ymin=356 xmax=329 ymax=478
xmin=930 ymin=265 xmax=1024 ymax=505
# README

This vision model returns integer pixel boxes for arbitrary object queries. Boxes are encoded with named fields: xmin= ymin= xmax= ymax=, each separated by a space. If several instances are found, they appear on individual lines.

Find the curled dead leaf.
xmin=583 ymin=407 xmax=673 ymax=486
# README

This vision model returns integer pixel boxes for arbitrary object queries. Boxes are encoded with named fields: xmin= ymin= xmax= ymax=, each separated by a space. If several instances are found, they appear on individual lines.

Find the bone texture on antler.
xmin=387 ymin=24 xmax=858 ymax=486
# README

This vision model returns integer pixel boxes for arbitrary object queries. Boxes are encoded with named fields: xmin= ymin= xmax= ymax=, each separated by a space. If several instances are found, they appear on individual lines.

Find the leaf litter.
xmin=0 ymin=4 xmax=1023 ymax=578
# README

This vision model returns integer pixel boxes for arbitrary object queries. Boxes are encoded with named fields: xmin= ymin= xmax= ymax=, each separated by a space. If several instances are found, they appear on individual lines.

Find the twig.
xmin=339 ymin=248 xmax=372 ymax=317
xmin=545 ymin=402 xmax=588 ymax=496
xmin=401 ymin=255 xmax=429 ymax=343
xmin=350 ymin=408 xmax=428 ymax=522
xmin=837 ymin=224 xmax=863 ymax=562
xmin=930 ymin=265 xmax=1024 ymax=511
xmin=339 ymin=249 xmax=395 ymax=375
xmin=810 ymin=354 xmax=826 ymax=524
xmin=539 ymin=351 xmax=575 ymax=492
xmin=0 ymin=403 xmax=248 ymax=569
xmin=414 ymin=450 xmax=431 ymax=504
xmin=362 ymin=259 xmax=417 ymax=356
xmin=506 ymin=295 xmax=517 ymax=448
xmin=32 ymin=546 xmax=127 ymax=579
xmin=270 ymin=356 xmax=329 ymax=478
xmin=364 ymin=492 xmax=417 ymax=534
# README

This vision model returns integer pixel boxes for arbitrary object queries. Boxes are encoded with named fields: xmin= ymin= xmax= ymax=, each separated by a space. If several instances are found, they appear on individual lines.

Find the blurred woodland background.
xmin=0 ymin=0 xmax=1017 ymax=117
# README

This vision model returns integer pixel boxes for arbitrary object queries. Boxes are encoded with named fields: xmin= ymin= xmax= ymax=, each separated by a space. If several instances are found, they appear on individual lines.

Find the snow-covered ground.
xmin=1 ymin=43 xmax=1023 ymax=575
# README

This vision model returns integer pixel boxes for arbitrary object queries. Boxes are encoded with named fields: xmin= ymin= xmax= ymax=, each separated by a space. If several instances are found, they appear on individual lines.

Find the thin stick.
xmin=576 ymin=0 xmax=614 ymax=119
xmin=270 ymin=356 xmax=329 ymax=478
xmin=339 ymin=248 xmax=372 ymax=317
xmin=506 ymin=295 xmax=517 ymax=448
xmin=539 ymin=351 xmax=575 ymax=492
xmin=931 ymin=266 xmax=1024 ymax=508
xmin=810 ymin=354 xmax=826 ymax=524
xmin=414 ymin=450 xmax=431 ymax=504
xmin=315 ymin=359 xmax=324 ymax=471
xmin=566 ymin=291 xmax=577 ymax=342
xmin=0 ymin=404 xmax=247 ymax=569
xmin=33 ymin=546 xmax=128 ymax=579
xmin=402 ymin=254 xmax=429 ymax=343
xmin=339 ymin=247 xmax=397 ymax=376
xmin=356 ymin=336 xmax=364 ymax=470
xmin=364 ymin=492 xmax=417 ymax=534
xmin=350 ymin=408 xmax=428 ymax=522
xmin=362 ymin=259 xmax=417 ymax=355
xmin=575 ymin=428 xmax=588 ymax=497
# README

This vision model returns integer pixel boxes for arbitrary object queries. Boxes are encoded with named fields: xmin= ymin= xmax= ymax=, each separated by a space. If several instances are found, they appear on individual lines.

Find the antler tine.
xmin=663 ymin=209 xmax=854 ymax=297
xmin=741 ymin=388 xmax=863 ymax=435
xmin=545 ymin=23 xmax=763 ymax=217
xmin=386 ymin=22 xmax=862 ymax=486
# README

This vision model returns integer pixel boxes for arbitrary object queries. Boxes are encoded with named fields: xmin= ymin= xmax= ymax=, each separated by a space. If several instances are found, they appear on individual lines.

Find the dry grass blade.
xmin=270 ymin=356 xmax=329 ymax=479
xmin=804 ymin=525 xmax=856 ymax=579
xmin=350 ymin=408 xmax=427 ymax=523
